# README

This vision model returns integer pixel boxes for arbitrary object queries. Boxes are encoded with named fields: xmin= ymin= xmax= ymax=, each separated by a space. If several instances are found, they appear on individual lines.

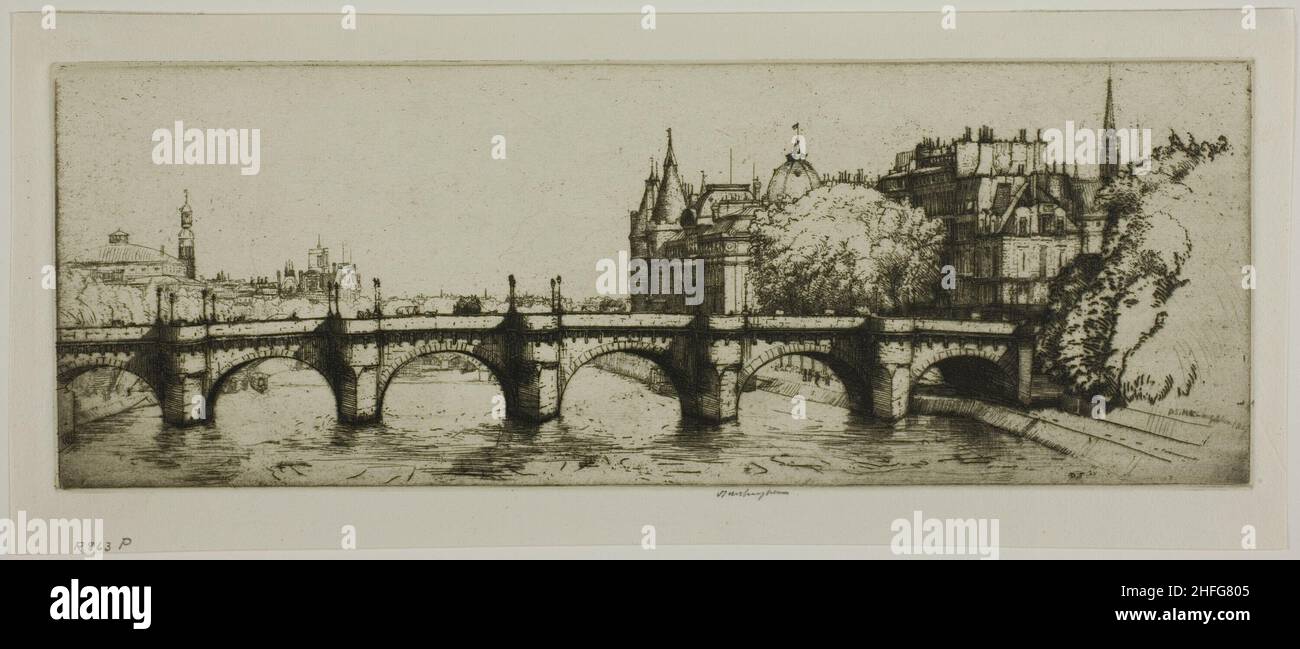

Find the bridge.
xmin=55 ymin=312 xmax=1036 ymax=426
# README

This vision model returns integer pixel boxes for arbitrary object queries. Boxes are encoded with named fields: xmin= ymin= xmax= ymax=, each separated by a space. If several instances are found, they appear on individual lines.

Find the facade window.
xmin=992 ymin=183 xmax=1012 ymax=213
xmin=1018 ymin=218 xmax=1028 ymax=236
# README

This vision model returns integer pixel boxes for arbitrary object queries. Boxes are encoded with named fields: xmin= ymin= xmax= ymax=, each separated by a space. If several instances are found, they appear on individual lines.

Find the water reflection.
xmin=58 ymin=356 xmax=1100 ymax=487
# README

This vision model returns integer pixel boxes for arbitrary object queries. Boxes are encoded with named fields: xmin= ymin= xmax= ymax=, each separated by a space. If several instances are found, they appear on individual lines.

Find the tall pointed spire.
xmin=663 ymin=128 xmax=677 ymax=169
xmin=1100 ymin=68 xmax=1117 ymax=183
xmin=1103 ymin=69 xmax=1115 ymax=131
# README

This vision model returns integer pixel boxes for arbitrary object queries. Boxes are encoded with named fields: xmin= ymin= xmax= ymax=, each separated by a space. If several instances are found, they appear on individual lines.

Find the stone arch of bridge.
xmin=57 ymin=356 xmax=165 ymax=405
xmin=560 ymin=340 xmax=687 ymax=414
xmin=733 ymin=342 xmax=870 ymax=414
xmin=376 ymin=341 xmax=512 ymax=414
xmin=908 ymin=344 xmax=1019 ymax=402
xmin=207 ymin=351 xmax=339 ymax=418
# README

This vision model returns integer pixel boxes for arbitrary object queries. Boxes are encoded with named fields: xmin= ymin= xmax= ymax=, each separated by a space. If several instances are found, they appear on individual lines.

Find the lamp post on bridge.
xmin=507 ymin=274 xmax=517 ymax=313
xmin=373 ymin=278 xmax=381 ymax=319
xmin=168 ymin=292 xmax=176 ymax=324
xmin=154 ymin=286 xmax=163 ymax=324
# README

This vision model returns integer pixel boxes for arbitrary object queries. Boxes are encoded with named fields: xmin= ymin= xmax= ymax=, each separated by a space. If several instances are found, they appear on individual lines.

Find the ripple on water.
xmin=59 ymin=368 xmax=1100 ymax=487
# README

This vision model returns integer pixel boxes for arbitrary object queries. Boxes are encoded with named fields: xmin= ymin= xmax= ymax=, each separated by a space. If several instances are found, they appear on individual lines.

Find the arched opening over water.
xmin=559 ymin=350 xmax=686 ymax=423
xmin=911 ymin=356 xmax=1018 ymax=404
xmin=207 ymin=357 xmax=338 ymax=426
xmin=736 ymin=351 xmax=868 ymax=420
xmin=58 ymin=365 xmax=162 ymax=437
xmin=378 ymin=351 xmax=507 ymax=428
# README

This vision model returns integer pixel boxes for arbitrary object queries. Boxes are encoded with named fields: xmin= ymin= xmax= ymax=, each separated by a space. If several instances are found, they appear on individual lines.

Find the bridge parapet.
xmin=868 ymin=317 xmax=1020 ymax=336
xmin=740 ymin=316 xmax=869 ymax=330
xmin=370 ymin=315 xmax=507 ymax=332
xmin=57 ymin=326 xmax=155 ymax=342
xmin=555 ymin=313 xmax=695 ymax=329
xmin=519 ymin=314 xmax=558 ymax=330
xmin=911 ymin=318 xmax=1020 ymax=336
xmin=156 ymin=325 xmax=210 ymax=342
xmin=207 ymin=319 xmax=326 ymax=337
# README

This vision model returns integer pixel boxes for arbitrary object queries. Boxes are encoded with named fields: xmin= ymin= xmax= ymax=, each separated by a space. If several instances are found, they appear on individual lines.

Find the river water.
xmin=59 ymin=357 xmax=1100 ymax=487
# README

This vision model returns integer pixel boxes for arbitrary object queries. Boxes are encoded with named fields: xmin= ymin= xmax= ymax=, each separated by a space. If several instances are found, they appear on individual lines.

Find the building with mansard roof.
xmin=627 ymin=75 xmax=1121 ymax=317
xmin=878 ymin=76 xmax=1120 ymax=309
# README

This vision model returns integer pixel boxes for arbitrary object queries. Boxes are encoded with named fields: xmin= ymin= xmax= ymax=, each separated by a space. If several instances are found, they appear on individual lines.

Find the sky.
xmin=54 ymin=61 xmax=1250 ymax=298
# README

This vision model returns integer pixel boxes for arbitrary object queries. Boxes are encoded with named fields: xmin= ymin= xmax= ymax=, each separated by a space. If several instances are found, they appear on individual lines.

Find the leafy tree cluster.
xmin=1038 ymin=132 xmax=1230 ymax=404
xmin=749 ymin=184 xmax=945 ymax=315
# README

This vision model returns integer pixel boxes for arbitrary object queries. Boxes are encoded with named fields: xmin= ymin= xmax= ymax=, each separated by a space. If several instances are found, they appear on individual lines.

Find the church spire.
xmin=1100 ymin=69 xmax=1117 ymax=183
xmin=1103 ymin=70 xmax=1115 ymax=132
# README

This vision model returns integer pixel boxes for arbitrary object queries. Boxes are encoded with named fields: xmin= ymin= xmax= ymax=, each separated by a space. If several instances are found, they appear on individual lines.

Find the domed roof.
xmin=766 ymin=157 xmax=821 ymax=203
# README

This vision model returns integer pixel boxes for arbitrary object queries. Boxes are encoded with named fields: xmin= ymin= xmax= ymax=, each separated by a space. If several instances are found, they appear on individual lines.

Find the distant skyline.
xmin=55 ymin=61 xmax=1249 ymax=298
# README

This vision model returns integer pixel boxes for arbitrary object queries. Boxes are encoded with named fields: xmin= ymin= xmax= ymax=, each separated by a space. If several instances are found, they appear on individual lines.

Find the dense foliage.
xmin=749 ymin=184 xmax=945 ymax=315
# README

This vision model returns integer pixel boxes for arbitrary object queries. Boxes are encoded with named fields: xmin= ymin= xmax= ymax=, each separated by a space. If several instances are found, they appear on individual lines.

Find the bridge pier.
xmin=338 ymin=365 xmax=381 ymax=423
xmin=162 ymin=372 xmax=209 ymax=427
xmin=507 ymin=361 xmax=561 ymax=422
xmin=869 ymin=363 xmax=910 ymax=421
xmin=681 ymin=364 xmax=740 ymax=422
xmin=1016 ymin=341 xmax=1034 ymax=406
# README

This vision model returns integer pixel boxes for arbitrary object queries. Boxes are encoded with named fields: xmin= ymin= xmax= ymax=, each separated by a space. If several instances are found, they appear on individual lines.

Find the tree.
xmin=749 ymin=184 xmax=945 ymax=315
xmin=452 ymin=294 xmax=483 ymax=315
xmin=596 ymin=296 xmax=627 ymax=313
xmin=1039 ymin=131 xmax=1231 ymax=404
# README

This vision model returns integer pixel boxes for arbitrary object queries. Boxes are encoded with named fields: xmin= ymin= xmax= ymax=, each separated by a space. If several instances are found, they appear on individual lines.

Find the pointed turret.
xmin=652 ymin=128 xmax=688 ymax=225
xmin=637 ymin=157 xmax=659 ymax=221
xmin=629 ymin=158 xmax=660 ymax=258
